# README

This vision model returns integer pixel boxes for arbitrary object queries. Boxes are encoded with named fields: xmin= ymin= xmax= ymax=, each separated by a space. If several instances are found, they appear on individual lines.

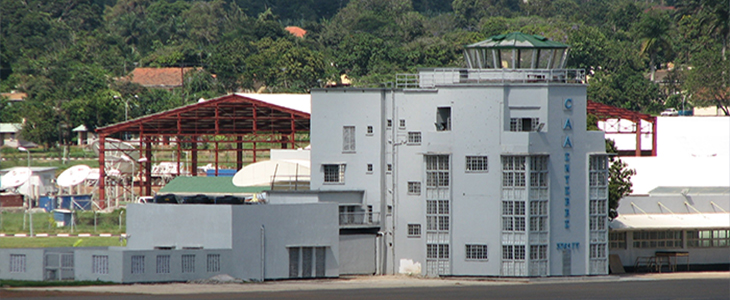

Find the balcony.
xmin=396 ymin=68 xmax=585 ymax=89
xmin=339 ymin=211 xmax=380 ymax=228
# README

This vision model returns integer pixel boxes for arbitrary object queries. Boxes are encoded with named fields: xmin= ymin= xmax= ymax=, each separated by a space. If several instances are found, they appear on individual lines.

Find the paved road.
xmin=3 ymin=274 xmax=729 ymax=300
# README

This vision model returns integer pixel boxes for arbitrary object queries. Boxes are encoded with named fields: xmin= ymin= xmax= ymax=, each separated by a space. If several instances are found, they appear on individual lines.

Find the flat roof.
xmin=610 ymin=213 xmax=730 ymax=231
xmin=159 ymin=176 xmax=268 ymax=196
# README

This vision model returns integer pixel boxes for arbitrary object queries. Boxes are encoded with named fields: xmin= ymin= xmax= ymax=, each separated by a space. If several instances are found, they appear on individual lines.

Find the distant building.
xmin=285 ymin=26 xmax=306 ymax=38
xmin=123 ymin=67 xmax=207 ymax=90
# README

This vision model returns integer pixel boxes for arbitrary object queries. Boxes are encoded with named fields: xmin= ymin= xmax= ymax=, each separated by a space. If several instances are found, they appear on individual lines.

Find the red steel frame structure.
xmin=587 ymin=100 xmax=657 ymax=157
xmin=95 ymin=94 xmax=310 ymax=207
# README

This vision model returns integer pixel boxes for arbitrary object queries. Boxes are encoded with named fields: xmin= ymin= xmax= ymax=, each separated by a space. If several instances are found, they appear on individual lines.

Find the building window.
xmin=466 ymin=244 xmax=488 ymax=260
xmin=427 ymin=244 xmax=449 ymax=259
xmin=502 ymin=156 xmax=526 ymax=187
xmin=436 ymin=107 xmax=451 ymax=131
xmin=367 ymin=164 xmax=373 ymax=173
xmin=609 ymin=232 xmax=627 ymax=249
xmin=387 ymin=119 xmax=392 ymax=127
xmin=502 ymin=200 xmax=525 ymax=232
xmin=408 ymin=224 xmax=421 ymax=237
xmin=92 ymin=255 xmax=109 ymax=275
xmin=207 ymin=254 xmax=221 ymax=272
xmin=342 ymin=126 xmax=356 ymax=152
xmin=530 ymin=245 xmax=547 ymax=260
xmin=427 ymin=200 xmax=450 ymax=231
xmin=407 ymin=131 xmax=422 ymax=145
xmin=407 ymin=181 xmax=421 ymax=195
xmin=131 ymin=255 xmax=145 ymax=274
xmin=503 ymin=245 xmax=526 ymax=260
xmin=182 ymin=254 xmax=195 ymax=273
xmin=367 ymin=125 xmax=374 ymax=135
xmin=466 ymin=156 xmax=488 ymax=172
xmin=387 ymin=164 xmax=392 ymax=172
xmin=156 ymin=255 xmax=171 ymax=274
xmin=323 ymin=164 xmax=345 ymax=183
xmin=632 ymin=231 xmax=683 ymax=248
xmin=590 ymin=244 xmax=606 ymax=259
xmin=687 ymin=230 xmax=730 ymax=248
xmin=399 ymin=119 xmax=406 ymax=128
xmin=9 ymin=254 xmax=26 ymax=273
xmin=510 ymin=117 xmax=539 ymax=132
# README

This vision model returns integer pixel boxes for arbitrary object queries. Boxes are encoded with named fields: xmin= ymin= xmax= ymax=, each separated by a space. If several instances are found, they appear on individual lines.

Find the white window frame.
xmin=466 ymin=156 xmax=488 ymax=172
xmin=407 ymin=181 xmax=421 ymax=195
xmin=407 ymin=131 xmax=422 ymax=145
xmin=465 ymin=244 xmax=488 ymax=260
xmin=342 ymin=126 xmax=356 ymax=153
xmin=408 ymin=224 xmax=421 ymax=237
xmin=367 ymin=125 xmax=374 ymax=135
xmin=323 ymin=164 xmax=346 ymax=184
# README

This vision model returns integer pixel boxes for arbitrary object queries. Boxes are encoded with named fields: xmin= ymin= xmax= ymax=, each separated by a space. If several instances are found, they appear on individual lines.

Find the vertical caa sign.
xmin=562 ymin=98 xmax=573 ymax=230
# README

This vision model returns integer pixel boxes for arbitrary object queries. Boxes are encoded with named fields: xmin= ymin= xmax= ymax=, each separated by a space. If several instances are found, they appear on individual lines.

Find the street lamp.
xmin=18 ymin=146 xmax=32 ymax=236
xmin=18 ymin=146 xmax=30 ymax=167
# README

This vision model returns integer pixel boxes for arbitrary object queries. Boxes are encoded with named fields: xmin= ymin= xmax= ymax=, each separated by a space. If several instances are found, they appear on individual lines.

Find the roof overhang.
xmin=96 ymin=93 xmax=310 ymax=136
xmin=610 ymin=213 xmax=730 ymax=231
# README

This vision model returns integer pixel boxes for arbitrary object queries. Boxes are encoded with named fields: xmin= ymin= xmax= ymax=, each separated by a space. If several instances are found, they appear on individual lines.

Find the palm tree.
xmin=637 ymin=9 xmax=673 ymax=82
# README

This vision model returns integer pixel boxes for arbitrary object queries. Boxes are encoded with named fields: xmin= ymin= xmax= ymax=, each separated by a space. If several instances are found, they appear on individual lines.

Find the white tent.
xmin=232 ymin=160 xmax=310 ymax=187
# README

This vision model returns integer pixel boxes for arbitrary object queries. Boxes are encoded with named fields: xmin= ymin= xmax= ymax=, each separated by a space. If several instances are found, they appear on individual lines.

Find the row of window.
xmin=128 ymin=254 xmax=221 ymax=275
xmin=344 ymin=115 xmax=541 ymax=154
xmin=609 ymin=230 xmax=730 ymax=249
xmin=323 ymin=155 xmax=487 ymax=184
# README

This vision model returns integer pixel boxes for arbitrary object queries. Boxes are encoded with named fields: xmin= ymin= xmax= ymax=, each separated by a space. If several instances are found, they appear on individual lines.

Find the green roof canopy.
xmin=159 ymin=176 xmax=268 ymax=196
xmin=466 ymin=32 xmax=569 ymax=49
xmin=464 ymin=32 xmax=570 ymax=69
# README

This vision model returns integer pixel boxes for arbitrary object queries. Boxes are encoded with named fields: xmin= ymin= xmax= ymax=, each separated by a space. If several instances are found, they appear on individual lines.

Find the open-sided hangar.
xmin=94 ymin=93 xmax=311 ymax=207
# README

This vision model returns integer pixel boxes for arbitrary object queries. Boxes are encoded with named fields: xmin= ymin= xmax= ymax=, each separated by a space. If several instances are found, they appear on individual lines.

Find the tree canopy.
xmin=1 ymin=0 xmax=727 ymax=147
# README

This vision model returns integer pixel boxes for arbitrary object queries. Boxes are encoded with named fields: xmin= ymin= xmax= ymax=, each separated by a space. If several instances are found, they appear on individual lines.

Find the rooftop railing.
xmin=396 ymin=68 xmax=585 ymax=89
xmin=339 ymin=211 xmax=380 ymax=228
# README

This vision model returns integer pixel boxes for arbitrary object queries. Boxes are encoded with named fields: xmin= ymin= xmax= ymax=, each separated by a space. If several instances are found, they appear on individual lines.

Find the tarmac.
xmin=5 ymin=271 xmax=729 ymax=295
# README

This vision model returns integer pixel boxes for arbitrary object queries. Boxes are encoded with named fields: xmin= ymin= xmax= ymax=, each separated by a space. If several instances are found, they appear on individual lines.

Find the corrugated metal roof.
xmin=466 ymin=32 xmax=569 ymax=49
xmin=649 ymin=186 xmax=730 ymax=195
xmin=158 ymin=176 xmax=268 ymax=195
xmin=610 ymin=213 xmax=730 ymax=231
xmin=0 ymin=123 xmax=22 ymax=133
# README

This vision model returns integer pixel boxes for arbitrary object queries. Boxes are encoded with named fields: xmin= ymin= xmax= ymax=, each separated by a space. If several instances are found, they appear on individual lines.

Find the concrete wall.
xmin=74 ymin=248 xmax=125 ymax=282
xmin=0 ymin=248 xmax=45 ymax=281
xmin=126 ymin=204 xmax=233 ymax=250
xmin=339 ymin=234 xmax=376 ymax=275
xmin=230 ymin=203 xmax=339 ymax=280
xmin=118 ymin=249 xmax=232 ymax=283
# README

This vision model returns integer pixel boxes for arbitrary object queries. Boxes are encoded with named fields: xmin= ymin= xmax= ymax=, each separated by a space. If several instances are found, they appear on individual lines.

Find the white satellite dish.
xmin=232 ymin=159 xmax=310 ymax=187
xmin=57 ymin=165 xmax=92 ymax=187
xmin=1 ymin=167 xmax=32 ymax=189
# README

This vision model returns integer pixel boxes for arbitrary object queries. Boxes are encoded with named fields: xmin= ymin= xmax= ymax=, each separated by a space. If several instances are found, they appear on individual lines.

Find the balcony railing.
xmin=396 ymin=68 xmax=585 ymax=89
xmin=269 ymin=175 xmax=310 ymax=191
xmin=339 ymin=211 xmax=380 ymax=227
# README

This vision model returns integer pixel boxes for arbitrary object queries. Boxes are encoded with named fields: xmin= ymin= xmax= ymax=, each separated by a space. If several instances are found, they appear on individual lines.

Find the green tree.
xmin=605 ymin=139 xmax=635 ymax=219
xmin=588 ymin=67 xmax=664 ymax=114
xmin=608 ymin=158 xmax=635 ymax=219
xmin=684 ymin=48 xmax=730 ymax=115
xmin=636 ymin=9 xmax=674 ymax=81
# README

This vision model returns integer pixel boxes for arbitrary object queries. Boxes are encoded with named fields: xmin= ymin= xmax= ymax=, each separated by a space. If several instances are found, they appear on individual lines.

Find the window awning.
xmin=610 ymin=213 xmax=730 ymax=231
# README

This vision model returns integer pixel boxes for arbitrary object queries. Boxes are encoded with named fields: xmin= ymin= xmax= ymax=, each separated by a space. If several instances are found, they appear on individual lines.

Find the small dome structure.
xmin=464 ymin=32 xmax=570 ymax=70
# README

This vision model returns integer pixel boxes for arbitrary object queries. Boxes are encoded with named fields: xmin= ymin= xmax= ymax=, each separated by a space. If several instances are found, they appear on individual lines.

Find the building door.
xmin=562 ymin=250 xmax=571 ymax=276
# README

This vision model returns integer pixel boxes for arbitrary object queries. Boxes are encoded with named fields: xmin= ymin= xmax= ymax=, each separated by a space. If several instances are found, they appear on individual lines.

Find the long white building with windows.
xmin=309 ymin=33 xmax=609 ymax=276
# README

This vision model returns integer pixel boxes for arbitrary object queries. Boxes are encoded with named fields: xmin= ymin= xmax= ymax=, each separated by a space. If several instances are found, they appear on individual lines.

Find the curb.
xmin=0 ymin=233 xmax=126 ymax=237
